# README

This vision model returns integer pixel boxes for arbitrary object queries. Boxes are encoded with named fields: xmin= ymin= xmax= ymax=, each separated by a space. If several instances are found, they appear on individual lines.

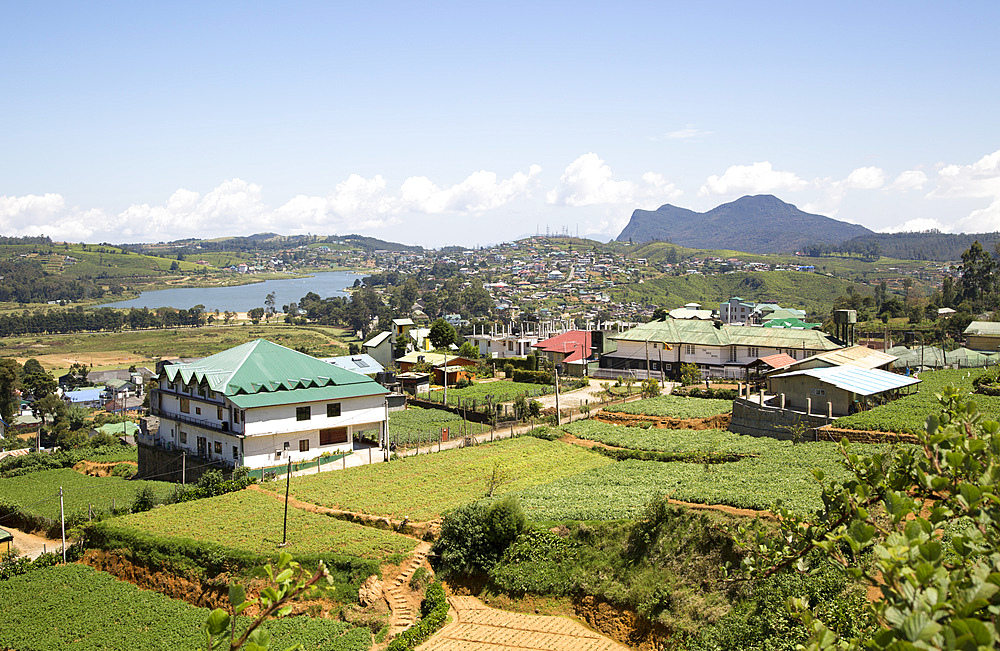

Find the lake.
xmin=100 ymin=270 xmax=359 ymax=312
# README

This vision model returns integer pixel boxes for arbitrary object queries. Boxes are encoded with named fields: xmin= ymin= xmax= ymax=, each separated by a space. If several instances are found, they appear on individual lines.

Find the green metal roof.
xmin=613 ymin=320 xmax=841 ymax=350
xmin=229 ymin=383 xmax=386 ymax=409
xmin=163 ymin=339 xmax=377 ymax=397
xmin=761 ymin=317 xmax=821 ymax=329
xmin=0 ymin=527 xmax=11 ymax=543
xmin=964 ymin=321 xmax=1000 ymax=337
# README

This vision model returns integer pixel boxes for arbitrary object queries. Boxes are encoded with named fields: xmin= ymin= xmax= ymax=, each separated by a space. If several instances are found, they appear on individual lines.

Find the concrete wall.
xmin=768 ymin=376 xmax=852 ymax=416
xmin=729 ymin=397 xmax=835 ymax=440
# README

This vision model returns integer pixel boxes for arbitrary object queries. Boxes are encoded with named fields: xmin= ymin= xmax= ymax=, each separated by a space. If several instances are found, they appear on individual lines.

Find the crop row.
xmin=833 ymin=368 xmax=1000 ymax=434
xmin=0 ymin=564 xmax=371 ymax=651
xmin=387 ymin=407 xmax=488 ymax=445
xmin=601 ymin=394 xmax=733 ymax=419
xmin=117 ymin=489 xmax=418 ymax=561
xmin=261 ymin=436 xmax=612 ymax=521
xmin=424 ymin=380 xmax=552 ymax=406
xmin=0 ymin=468 xmax=174 ymax=523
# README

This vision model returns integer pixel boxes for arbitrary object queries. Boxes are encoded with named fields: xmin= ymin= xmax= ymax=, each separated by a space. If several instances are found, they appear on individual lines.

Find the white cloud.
xmin=698 ymin=161 xmax=807 ymax=197
xmin=843 ymin=166 xmax=886 ymax=190
xmin=930 ymin=149 xmax=1000 ymax=200
xmin=547 ymin=153 xmax=680 ymax=207
xmin=888 ymin=170 xmax=928 ymax=192
xmin=397 ymin=165 xmax=541 ymax=214
xmin=877 ymin=217 xmax=948 ymax=233
xmin=662 ymin=126 xmax=712 ymax=140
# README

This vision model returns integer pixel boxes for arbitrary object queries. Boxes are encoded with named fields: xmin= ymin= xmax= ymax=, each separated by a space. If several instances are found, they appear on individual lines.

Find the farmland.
xmin=601 ymin=394 xmax=733 ymax=419
xmin=515 ymin=424 xmax=885 ymax=518
xmin=0 ymin=468 xmax=174 ymax=523
xmin=115 ymin=489 xmax=417 ymax=560
xmin=833 ymin=368 xmax=1000 ymax=434
xmin=387 ymin=407 xmax=489 ymax=446
xmin=425 ymin=380 xmax=552 ymax=406
xmin=0 ymin=563 xmax=371 ymax=651
xmin=262 ymin=436 xmax=612 ymax=521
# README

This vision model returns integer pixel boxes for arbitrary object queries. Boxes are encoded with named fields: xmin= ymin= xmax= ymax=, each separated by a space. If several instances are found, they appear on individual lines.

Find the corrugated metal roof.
xmin=771 ymin=366 xmax=920 ymax=396
xmin=363 ymin=331 xmax=392 ymax=348
xmin=964 ymin=321 xmax=1000 ymax=336
xmin=321 ymin=354 xmax=385 ymax=376
xmin=811 ymin=345 xmax=897 ymax=369
xmin=612 ymin=319 xmax=842 ymax=350
xmin=395 ymin=351 xmax=477 ymax=366
xmin=163 ymin=339 xmax=374 ymax=396
xmin=228 ymin=383 xmax=387 ymax=409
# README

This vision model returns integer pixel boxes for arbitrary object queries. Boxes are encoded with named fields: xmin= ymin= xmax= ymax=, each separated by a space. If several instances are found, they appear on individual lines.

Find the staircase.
xmin=386 ymin=542 xmax=432 ymax=635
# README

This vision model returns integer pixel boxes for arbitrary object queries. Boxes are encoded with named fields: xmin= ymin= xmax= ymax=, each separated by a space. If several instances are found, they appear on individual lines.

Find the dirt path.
xmin=418 ymin=595 xmax=630 ymax=651
xmin=5 ymin=526 xmax=62 ymax=559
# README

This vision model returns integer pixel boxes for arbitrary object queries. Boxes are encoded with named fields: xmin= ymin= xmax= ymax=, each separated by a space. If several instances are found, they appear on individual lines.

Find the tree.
xmin=0 ymin=358 xmax=21 ymax=423
xmin=741 ymin=388 xmax=1000 ymax=649
xmin=640 ymin=378 xmax=660 ymax=398
xmin=958 ymin=240 xmax=997 ymax=310
xmin=248 ymin=307 xmax=264 ymax=325
xmin=264 ymin=292 xmax=277 ymax=323
xmin=429 ymin=318 xmax=457 ymax=349
xmin=680 ymin=362 xmax=701 ymax=386
xmin=457 ymin=341 xmax=479 ymax=359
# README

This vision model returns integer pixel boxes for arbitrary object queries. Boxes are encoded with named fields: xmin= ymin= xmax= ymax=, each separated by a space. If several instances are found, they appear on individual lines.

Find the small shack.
xmin=768 ymin=366 xmax=920 ymax=417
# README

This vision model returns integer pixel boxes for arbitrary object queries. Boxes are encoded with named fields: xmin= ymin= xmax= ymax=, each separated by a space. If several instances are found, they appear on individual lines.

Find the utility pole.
xmin=554 ymin=366 xmax=561 ymax=426
xmin=182 ymin=451 xmax=186 ymax=485
xmin=280 ymin=458 xmax=291 ymax=547
xmin=443 ymin=350 xmax=448 ymax=406
xmin=59 ymin=486 xmax=66 ymax=563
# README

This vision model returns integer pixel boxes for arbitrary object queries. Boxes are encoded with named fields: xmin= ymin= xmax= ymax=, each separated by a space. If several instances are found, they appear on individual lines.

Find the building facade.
xmin=149 ymin=339 xmax=388 ymax=469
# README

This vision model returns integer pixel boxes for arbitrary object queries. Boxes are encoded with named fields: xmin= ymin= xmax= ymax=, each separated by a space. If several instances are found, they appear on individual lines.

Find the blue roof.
xmin=64 ymin=388 xmax=103 ymax=402
xmin=771 ymin=366 xmax=920 ymax=396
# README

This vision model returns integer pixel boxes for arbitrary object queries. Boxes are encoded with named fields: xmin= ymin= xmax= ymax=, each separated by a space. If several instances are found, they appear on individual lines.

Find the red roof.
xmin=755 ymin=353 xmax=797 ymax=369
xmin=533 ymin=330 xmax=592 ymax=363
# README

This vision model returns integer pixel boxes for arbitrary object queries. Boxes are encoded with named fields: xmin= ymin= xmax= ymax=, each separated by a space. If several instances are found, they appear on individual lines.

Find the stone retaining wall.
xmin=729 ymin=398 xmax=834 ymax=440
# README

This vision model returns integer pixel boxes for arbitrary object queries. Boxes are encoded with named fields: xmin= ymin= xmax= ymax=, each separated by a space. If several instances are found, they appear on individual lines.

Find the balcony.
xmin=151 ymin=406 xmax=239 ymax=436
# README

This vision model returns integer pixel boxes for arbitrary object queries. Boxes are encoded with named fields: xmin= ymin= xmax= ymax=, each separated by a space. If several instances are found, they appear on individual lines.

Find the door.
xmin=197 ymin=436 xmax=207 ymax=457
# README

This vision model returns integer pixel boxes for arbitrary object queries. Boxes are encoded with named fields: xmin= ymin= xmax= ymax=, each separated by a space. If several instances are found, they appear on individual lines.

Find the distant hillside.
xmin=617 ymin=195 xmax=873 ymax=253
xmin=844 ymin=232 xmax=1000 ymax=262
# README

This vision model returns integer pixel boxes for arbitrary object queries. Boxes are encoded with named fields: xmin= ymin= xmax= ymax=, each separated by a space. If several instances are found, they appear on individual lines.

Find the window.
xmin=685 ymin=344 xmax=696 ymax=355
xmin=320 ymin=427 xmax=348 ymax=445
xmin=748 ymin=347 xmax=759 ymax=358
xmin=327 ymin=403 xmax=341 ymax=418
xmin=811 ymin=388 xmax=826 ymax=396
xmin=217 ymin=407 xmax=223 ymax=420
xmin=789 ymin=350 xmax=797 ymax=360
xmin=232 ymin=446 xmax=238 ymax=459
xmin=180 ymin=431 xmax=187 ymax=444
xmin=214 ymin=441 xmax=222 ymax=454
xmin=195 ymin=406 xmax=201 ymax=415
xmin=198 ymin=386 xmax=206 ymax=398
xmin=729 ymin=346 xmax=738 ymax=362
xmin=180 ymin=397 xmax=190 ymax=413
xmin=169 ymin=382 xmax=177 ymax=392
xmin=299 ymin=439 xmax=310 ymax=452
xmin=233 ymin=410 xmax=240 ymax=424
xmin=296 ymin=406 xmax=311 ymax=421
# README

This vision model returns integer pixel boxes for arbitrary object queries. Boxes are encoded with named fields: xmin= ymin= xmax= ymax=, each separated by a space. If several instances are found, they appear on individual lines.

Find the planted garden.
xmin=262 ymin=436 xmax=611 ymax=521
xmin=601 ymin=394 xmax=733 ymax=419
xmin=424 ymin=380 xmax=552 ymax=406
xmin=114 ymin=489 xmax=417 ymax=561
xmin=387 ymin=406 xmax=488 ymax=446
xmin=832 ymin=368 xmax=1000 ymax=434
xmin=0 ymin=563 xmax=371 ymax=651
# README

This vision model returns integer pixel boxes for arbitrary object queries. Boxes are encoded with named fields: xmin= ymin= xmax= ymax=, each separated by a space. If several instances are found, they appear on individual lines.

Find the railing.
xmin=151 ymin=406 xmax=236 ymax=435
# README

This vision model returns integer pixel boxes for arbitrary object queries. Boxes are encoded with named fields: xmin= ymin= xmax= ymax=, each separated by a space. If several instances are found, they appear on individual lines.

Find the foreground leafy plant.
xmin=202 ymin=552 xmax=330 ymax=651
xmin=741 ymin=386 xmax=1000 ymax=649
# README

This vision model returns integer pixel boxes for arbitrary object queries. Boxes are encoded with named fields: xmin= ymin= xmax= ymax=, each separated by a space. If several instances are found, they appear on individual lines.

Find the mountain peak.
xmin=616 ymin=196 xmax=872 ymax=253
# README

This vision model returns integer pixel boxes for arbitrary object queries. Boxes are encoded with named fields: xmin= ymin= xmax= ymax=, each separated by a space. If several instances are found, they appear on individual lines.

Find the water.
xmin=100 ymin=270 xmax=359 ymax=312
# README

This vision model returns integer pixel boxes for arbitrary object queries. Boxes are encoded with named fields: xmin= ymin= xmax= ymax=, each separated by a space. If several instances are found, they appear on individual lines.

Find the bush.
xmin=640 ymin=378 xmax=661 ymax=398
xmin=512 ymin=369 xmax=553 ymax=385
xmin=110 ymin=463 xmax=134 ymax=478
xmin=680 ymin=363 xmax=701 ymax=386
xmin=431 ymin=496 xmax=525 ymax=578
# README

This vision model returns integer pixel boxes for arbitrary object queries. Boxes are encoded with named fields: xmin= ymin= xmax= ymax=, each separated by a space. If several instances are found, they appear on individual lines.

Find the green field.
xmin=0 ymin=468 xmax=174 ymax=522
xmin=515 ymin=424 xmax=885 ymax=518
xmin=0 ymin=564 xmax=370 ymax=651
xmin=602 ymin=394 xmax=733 ymax=418
xmin=263 ymin=436 xmax=612 ymax=521
xmin=425 ymin=380 xmax=552 ymax=406
xmin=833 ymin=368 xmax=1000 ymax=434
xmin=116 ymin=489 xmax=417 ymax=560
xmin=387 ymin=407 xmax=488 ymax=446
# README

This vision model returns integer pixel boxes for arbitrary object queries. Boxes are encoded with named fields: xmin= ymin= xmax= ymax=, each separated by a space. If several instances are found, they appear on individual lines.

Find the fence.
xmin=245 ymin=451 xmax=349 ymax=482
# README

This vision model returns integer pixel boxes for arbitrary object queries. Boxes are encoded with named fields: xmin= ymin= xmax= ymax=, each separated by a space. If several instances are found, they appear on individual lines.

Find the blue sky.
xmin=2 ymin=1 xmax=999 ymax=246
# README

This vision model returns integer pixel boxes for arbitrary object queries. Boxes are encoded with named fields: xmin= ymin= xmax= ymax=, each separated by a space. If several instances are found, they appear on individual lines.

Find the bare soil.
xmin=73 ymin=460 xmax=138 ymax=477
xmin=5 ymin=526 xmax=62 ymax=560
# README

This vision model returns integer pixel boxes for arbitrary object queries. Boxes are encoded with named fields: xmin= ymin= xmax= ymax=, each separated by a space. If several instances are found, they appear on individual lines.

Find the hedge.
xmin=512 ymin=370 xmax=553 ymax=385
xmin=385 ymin=581 xmax=448 ymax=650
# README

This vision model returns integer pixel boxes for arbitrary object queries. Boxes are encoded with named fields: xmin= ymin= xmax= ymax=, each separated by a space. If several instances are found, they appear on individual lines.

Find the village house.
xmin=148 ymin=339 xmax=388 ymax=470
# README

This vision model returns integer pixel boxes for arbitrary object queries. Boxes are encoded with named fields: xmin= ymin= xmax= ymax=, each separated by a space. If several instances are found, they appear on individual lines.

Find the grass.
xmin=832 ymin=368 xmax=1000 ymax=434
xmin=0 ymin=324 xmax=350 ymax=374
xmin=387 ymin=407 xmax=489 ymax=446
xmin=0 ymin=468 xmax=174 ymax=522
xmin=0 ymin=563 xmax=371 ymax=651
xmin=262 ymin=436 xmax=612 ymax=521
xmin=116 ymin=489 xmax=417 ymax=560
xmin=602 ymin=394 xmax=733 ymax=418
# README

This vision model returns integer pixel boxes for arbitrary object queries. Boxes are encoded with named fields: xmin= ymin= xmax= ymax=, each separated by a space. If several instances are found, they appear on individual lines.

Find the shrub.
xmin=640 ymin=378 xmax=661 ymax=398
xmin=385 ymin=581 xmax=448 ymax=650
xmin=110 ymin=463 xmax=134 ymax=478
xmin=431 ymin=496 xmax=525 ymax=577
xmin=680 ymin=363 xmax=701 ymax=386
xmin=512 ymin=369 xmax=553 ymax=385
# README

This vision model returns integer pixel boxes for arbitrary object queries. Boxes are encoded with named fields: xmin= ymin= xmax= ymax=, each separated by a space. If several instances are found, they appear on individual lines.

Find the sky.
xmin=2 ymin=1 xmax=1000 ymax=247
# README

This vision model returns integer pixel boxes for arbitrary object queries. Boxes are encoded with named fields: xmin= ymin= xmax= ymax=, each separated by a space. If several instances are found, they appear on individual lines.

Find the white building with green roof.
xmin=150 ymin=339 xmax=388 ymax=470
